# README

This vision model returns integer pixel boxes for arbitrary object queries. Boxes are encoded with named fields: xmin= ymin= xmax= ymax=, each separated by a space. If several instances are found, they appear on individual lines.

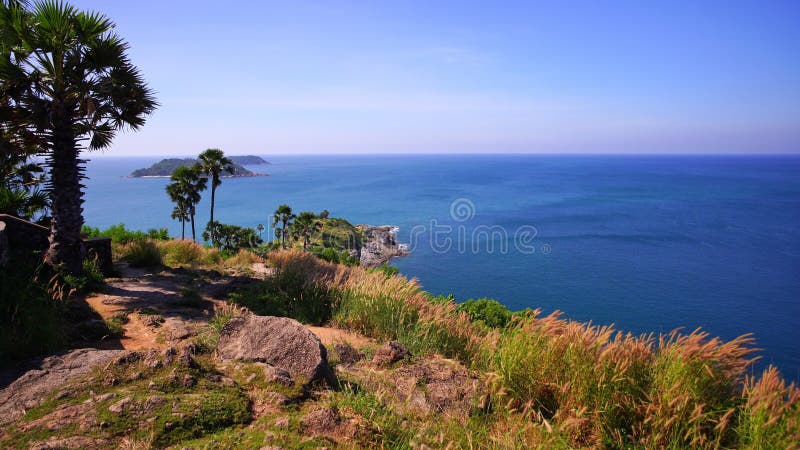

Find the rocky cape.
xmin=357 ymin=225 xmax=408 ymax=267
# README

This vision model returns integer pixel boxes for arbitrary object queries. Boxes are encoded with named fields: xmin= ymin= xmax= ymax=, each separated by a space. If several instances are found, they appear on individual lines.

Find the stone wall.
xmin=0 ymin=214 xmax=49 ymax=252
xmin=0 ymin=214 xmax=113 ymax=273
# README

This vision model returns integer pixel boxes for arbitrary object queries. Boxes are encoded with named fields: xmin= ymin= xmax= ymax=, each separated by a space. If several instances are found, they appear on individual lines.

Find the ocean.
xmin=83 ymin=154 xmax=800 ymax=378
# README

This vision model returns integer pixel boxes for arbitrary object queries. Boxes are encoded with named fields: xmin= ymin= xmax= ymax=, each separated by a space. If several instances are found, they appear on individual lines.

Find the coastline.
xmin=357 ymin=224 xmax=409 ymax=267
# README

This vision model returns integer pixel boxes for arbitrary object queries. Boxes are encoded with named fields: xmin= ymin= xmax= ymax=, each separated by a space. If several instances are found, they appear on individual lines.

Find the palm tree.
xmin=1 ymin=1 xmax=156 ymax=274
xmin=292 ymin=211 xmax=322 ymax=251
xmin=198 ymin=148 xmax=234 ymax=242
xmin=170 ymin=204 xmax=190 ymax=240
xmin=0 ymin=152 xmax=48 ymax=222
xmin=166 ymin=165 xmax=207 ymax=241
xmin=256 ymin=223 xmax=264 ymax=240
xmin=272 ymin=204 xmax=295 ymax=249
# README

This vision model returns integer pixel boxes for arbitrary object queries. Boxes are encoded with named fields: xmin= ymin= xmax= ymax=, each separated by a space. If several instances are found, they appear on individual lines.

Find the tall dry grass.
xmin=253 ymin=250 xmax=799 ymax=447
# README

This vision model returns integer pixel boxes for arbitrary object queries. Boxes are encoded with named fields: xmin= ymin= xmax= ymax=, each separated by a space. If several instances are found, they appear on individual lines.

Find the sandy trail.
xmin=86 ymin=263 xmax=372 ymax=352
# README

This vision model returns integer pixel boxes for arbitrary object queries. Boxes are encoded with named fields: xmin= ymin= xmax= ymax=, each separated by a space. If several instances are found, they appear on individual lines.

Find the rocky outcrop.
xmin=337 ymin=352 xmax=483 ymax=418
xmin=216 ymin=315 xmax=331 ymax=384
xmin=372 ymin=341 xmax=411 ymax=366
xmin=0 ymin=348 xmax=125 ymax=425
xmin=357 ymin=225 xmax=407 ymax=267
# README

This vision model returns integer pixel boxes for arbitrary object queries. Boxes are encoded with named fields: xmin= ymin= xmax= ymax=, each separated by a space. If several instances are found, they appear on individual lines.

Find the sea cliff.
xmin=357 ymin=225 xmax=407 ymax=267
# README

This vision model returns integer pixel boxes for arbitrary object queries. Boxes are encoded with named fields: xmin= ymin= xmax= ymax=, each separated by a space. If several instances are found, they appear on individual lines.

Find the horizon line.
xmin=86 ymin=151 xmax=800 ymax=158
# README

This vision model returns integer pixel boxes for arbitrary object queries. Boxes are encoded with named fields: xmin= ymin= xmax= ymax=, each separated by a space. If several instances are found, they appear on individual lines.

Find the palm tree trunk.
xmin=190 ymin=211 xmax=196 ymax=241
xmin=181 ymin=219 xmax=185 ymax=240
xmin=44 ymin=117 xmax=84 ymax=275
xmin=209 ymin=182 xmax=216 ymax=242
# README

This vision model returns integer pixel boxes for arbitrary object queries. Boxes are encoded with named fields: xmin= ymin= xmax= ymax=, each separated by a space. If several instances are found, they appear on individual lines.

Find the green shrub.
xmin=83 ymin=223 xmax=169 ymax=244
xmin=104 ymin=313 xmax=128 ymax=337
xmin=368 ymin=264 xmax=399 ymax=278
xmin=202 ymin=221 xmax=262 ymax=251
xmin=0 ymin=264 xmax=66 ymax=364
xmin=457 ymin=297 xmax=512 ymax=329
xmin=315 ymin=247 xmax=360 ymax=266
xmin=119 ymin=240 xmax=162 ymax=267
xmin=159 ymin=239 xmax=205 ymax=266
xmin=60 ymin=257 xmax=105 ymax=293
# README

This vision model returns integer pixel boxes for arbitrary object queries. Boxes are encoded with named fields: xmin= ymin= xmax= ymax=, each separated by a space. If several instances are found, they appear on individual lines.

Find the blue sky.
xmin=71 ymin=0 xmax=800 ymax=155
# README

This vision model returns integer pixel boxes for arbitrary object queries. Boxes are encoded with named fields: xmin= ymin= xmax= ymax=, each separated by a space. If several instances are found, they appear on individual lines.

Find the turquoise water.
xmin=83 ymin=154 xmax=800 ymax=378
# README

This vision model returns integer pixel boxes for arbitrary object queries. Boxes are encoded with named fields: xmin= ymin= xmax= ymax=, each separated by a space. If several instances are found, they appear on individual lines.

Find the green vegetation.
xmin=166 ymin=165 xmax=207 ymax=241
xmin=119 ymin=240 xmax=163 ymax=268
xmin=2 ymin=352 xmax=252 ymax=448
xmin=368 ymin=264 xmax=400 ymax=278
xmin=1 ymin=0 xmax=157 ymax=274
xmin=198 ymin=148 xmax=235 ymax=243
xmin=82 ymin=223 xmax=170 ymax=244
xmin=130 ymin=157 xmax=255 ymax=177
xmin=229 ymin=252 xmax=333 ymax=324
xmin=228 ymin=155 xmax=269 ymax=165
xmin=203 ymin=221 xmax=262 ymax=252
xmin=61 ymin=257 xmax=106 ymax=293
xmin=457 ymin=297 xmax=513 ymax=329
xmin=270 ymin=205 xmax=364 ymax=264
xmin=272 ymin=204 xmax=295 ymax=248
xmin=0 ymin=153 xmax=48 ymax=222
xmin=292 ymin=211 xmax=323 ymax=250
xmin=226 ymin=249 xmax=800 ymax=449
xmin=0 ymin=263 xmax=66 ymax=364
xmin=314 ymin=247 xmax=360 ymax=266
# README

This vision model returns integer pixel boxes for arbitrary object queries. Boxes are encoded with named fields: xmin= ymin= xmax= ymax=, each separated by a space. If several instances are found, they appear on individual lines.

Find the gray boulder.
xmin=0 ymin=348 xmax=125 ymax=425
xmin=216 ymin=315 xmax=330 ymax=384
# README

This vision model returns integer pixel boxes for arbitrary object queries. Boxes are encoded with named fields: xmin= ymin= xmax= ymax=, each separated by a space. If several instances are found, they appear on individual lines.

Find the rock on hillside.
xmin=358 ymin=225 xmax=406 ymax=267
xmin=0 ymin=348 xmax=125 ymax=426
xmin=216 ymin=315 xmax=331 ymax=384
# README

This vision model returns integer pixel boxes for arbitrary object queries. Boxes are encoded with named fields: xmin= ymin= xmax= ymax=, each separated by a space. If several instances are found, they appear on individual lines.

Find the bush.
xmin=159 ymin=239 xmax=205 ymax=266
xmin=83 ymin=223 xmax=169 ymax=244
xmin=60 ymin=257 xmax=106 ymax=293
xmin=0 ymin=263 xmax=66 ymax=364
xmin=315 ymin=247 xmax=360 ymax=266
xmin=368 ymin=264 xmax=399 ymax=278
xmin=119 ymin=240 xmax=162 ymax=267
xmin=203 ymin=221 xmax=262 ymax=251
xmin=223 ymin=249 xmax=264 ymax=270
xmin=457 ymin=297 xmax=512 ymax=329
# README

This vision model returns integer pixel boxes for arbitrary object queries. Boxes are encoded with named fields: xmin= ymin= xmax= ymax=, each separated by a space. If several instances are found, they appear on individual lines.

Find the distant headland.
xmin=129 ymin=155 xmax=269 ymax=178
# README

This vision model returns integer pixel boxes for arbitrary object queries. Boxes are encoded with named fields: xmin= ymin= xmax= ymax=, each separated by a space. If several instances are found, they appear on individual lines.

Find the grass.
xmin=247 ymin=249 xmax=800 ymax=448
xmin=4 ymin=241 xmax=797 ymax=448
xmin=105 ymin=312 xmax=129 ymax=337
xmin=0 ymin=263 xmax=67 ymax=364
xmin=118 ymin=239 xmax=162 ymax=267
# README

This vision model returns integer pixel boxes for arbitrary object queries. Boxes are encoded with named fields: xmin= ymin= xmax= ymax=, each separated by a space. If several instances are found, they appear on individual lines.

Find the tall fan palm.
xmin=272 ymin=204 xmax=295 ymax=249
xmin=166 ymin=165 xmax=206 ymax=241
xmin=292 ymin=211 xmax=322 ymax=251
xmin=198 ymin=148 xmax=233 ymax=242
xmin=170 ymin=204 xmax=189 ymax=240
xmin=0 ymin=1 xmax=157 ymax=273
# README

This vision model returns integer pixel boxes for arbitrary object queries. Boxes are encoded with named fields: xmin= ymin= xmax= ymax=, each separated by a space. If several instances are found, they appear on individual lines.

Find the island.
xmin=129 ymin=155 xmax=269 ymax=178
xmin=228 ymin=155 xmax=270 ymax=165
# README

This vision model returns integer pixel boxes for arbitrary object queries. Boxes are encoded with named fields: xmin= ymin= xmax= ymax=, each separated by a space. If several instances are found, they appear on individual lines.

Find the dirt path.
xmin=86 ymin=265 xmax=231 ymax=351
xmin=86 ymin=264 xmax=372 ymax=353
